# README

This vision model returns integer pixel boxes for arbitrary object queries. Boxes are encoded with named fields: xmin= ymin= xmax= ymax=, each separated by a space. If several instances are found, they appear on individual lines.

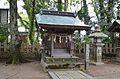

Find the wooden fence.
xmin=0 ymin=42 xmax=42 ymax=59
xmin=0 ymin=41 xmax=9 ymax=59
xmin=0 ymin=42 xmax=119 ymax=59
xmin=74 ymin=43 xmax=119 ymax=60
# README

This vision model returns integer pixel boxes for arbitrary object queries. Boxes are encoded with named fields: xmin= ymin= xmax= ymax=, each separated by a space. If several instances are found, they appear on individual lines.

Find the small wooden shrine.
xmin=108 ymin=16 xmax=120 ymax=32
xmin=108 ymin=16 xmax=120 ymax=62
xmin=35 ymin=10 xmax=91 ymax=70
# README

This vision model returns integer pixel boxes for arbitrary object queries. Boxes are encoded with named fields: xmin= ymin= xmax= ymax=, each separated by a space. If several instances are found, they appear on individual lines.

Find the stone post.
xmin=84 ymin=43 xmax=90 ymax=70
xmin=51 ymin=34 xmax=54 ymax=57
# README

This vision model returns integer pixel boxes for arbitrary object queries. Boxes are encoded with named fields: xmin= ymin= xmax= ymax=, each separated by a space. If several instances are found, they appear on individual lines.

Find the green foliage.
xmin=19 ymin=0 xmax=49 ymax=44
xmin=83 ymin=35 xmax=92 ymax=44
xmin=74 ymin=31 xmax=82 ymax=48
xmin=0 ymin=24 xmax=9 ymax=42
xmin=80 ymin=67 xmax=86 ymax=72
xmin=91 ymin=0 xmax=117 ymax=29
xmin=64 ymin=0 xmax=68 ymax=11
xmin=57 ymin=0 xmax=62 ymax=11
xmin=91 ymin=0 xmax=118 ymax=43
xmin=77 ymin=0 xmax=90 ymax=25
xmin=74 ymin=31 xmax=91 ymax=49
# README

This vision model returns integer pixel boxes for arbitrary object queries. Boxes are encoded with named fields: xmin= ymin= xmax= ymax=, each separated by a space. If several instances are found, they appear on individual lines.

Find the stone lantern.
xmin=89 ymin=25 xmax=108 ymax=65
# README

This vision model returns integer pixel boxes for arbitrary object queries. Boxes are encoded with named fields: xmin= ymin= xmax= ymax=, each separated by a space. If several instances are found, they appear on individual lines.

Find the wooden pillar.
xmin=51 ymin=34 xmax=54 ymax=57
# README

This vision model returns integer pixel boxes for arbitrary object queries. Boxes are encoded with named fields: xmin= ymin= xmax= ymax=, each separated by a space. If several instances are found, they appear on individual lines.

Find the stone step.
xmin=48 ymin=70 xmax=94 ymax=79
xmin=44 ymin=57 xmax=80 ymax=64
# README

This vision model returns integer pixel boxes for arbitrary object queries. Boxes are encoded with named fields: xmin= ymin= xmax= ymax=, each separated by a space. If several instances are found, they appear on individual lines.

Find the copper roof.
xmin=35 ymin=10 xmax=91 ymax=30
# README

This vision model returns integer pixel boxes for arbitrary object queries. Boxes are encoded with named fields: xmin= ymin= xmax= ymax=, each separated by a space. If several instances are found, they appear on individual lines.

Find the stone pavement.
xmin=49 ymin=70 xmax=94 ymax=79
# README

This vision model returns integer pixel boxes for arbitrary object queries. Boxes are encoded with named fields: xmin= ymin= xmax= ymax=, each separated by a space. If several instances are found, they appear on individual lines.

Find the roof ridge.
xmin=40 ymin=9 xmax=76 ymax=18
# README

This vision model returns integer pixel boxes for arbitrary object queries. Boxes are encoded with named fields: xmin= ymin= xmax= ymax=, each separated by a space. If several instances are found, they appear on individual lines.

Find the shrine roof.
xmin=108 ymin=16 xmax=120 ymax=32
xmin=35 ymin=10 xmax=91 ymax=30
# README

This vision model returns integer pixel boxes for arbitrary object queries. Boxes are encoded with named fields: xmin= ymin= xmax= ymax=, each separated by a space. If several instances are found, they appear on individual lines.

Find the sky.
xmin=0 ymin=0 xmax=9 ymax=8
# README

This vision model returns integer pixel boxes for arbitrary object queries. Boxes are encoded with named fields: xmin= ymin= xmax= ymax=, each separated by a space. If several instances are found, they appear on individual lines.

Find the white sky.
xmin=0 ymin=0 xmax=9 ymax=8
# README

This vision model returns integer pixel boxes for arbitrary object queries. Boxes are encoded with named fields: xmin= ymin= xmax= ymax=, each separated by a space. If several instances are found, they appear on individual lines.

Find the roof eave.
xmin=38 ymin=23 xmax=91 ymax=30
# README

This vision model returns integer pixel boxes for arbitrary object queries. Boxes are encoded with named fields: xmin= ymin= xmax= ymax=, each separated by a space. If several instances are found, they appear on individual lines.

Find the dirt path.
xmin=0 ymin=61 xmax=50 ymax=79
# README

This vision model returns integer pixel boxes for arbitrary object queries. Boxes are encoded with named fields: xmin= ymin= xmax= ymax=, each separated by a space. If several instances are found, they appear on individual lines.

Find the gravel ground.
xmin=1 ymin=60 xmax=120 ymax=79
xmin=0 ymin=61 xmax=50 ymax=79
xmin=88 ymin=61 xmax=120 ymax=79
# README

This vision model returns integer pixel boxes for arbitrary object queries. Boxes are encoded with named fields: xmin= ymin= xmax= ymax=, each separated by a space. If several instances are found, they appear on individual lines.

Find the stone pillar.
xmin=84 ymin=43 xmax=90 ymax=70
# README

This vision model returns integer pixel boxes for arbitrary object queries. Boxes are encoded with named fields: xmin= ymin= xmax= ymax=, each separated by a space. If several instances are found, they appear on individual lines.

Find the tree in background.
xmin=91 ymin=0 xmax=118 ymax=44
xmin=20 ymin=0 xmax=119 ymax=44
xmin=20 ymin=0 xmax=68 ymax=44
xmin=57 ymin=0 xmax=62 ymax=11
xmin=64 ymin=0 xmax=68 ymax=11
xmin=19 ymin=0 xmax=49 ymax=44
xmin=77 ymin=0 xmax=90 ymax=25
xmin=91 ymin=0 xmax=117 ymax=31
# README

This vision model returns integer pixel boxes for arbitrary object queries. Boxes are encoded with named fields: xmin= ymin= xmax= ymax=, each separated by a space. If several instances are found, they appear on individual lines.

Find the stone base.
xmin=91 ymin=61 xmax=104 ymax=65
xmin=41 ymin=57 xmax=82 ymax=72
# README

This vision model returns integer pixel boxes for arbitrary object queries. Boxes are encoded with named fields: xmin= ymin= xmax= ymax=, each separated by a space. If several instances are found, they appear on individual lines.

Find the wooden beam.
xmin=39 ymin=24 xmax=91 ymax=30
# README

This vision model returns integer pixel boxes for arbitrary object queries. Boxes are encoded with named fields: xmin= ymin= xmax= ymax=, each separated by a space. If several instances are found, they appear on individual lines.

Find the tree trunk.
xmin=83 ymin=0 xmax=89 ymax=24
xmin=64 ymin=0 xmax=68 ymax=11
xmin=57 ymin=0 xmax=62 ymax=11
xmin=29 ymin=0 xmax=36 ymax=45
xmin=9 ymin=0 xmax=20 ymax=64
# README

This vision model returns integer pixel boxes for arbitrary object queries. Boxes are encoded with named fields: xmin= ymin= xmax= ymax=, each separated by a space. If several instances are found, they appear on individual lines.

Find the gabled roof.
xmin=108 ymin=16 xmax=120 ymax=32
xmin=35 ymin=10 xmax=91 ymax=30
